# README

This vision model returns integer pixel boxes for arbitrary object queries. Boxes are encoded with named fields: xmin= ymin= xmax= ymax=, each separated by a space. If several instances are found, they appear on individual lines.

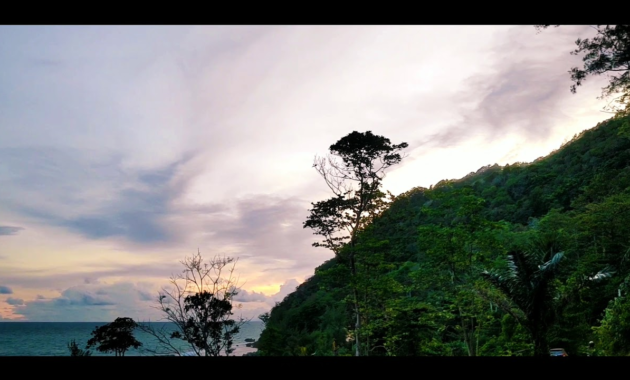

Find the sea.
xmin=0 ymin=321 xmax=264 ymax=356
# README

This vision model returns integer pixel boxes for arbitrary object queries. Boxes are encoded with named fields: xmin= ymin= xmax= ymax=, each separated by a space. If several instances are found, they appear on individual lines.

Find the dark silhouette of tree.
xmin=304 ymin=130 xmax=408 ymax=356
xmin=139 ymin=251 xmax=245 ymax=356
xmin=67 ymin=339 xmax=91 ymax=356
xmin=258 ymin=312 xmax=270 ymax=326
xmin=86 ymin=317 xmax=142 ymax=356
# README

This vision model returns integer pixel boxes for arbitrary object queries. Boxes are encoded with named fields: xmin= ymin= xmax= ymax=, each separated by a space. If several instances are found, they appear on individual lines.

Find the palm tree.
xmin=482 ymin=249 xmax=612 ymax=356
xmin=481 ymin=249 xmax=565 ymax=356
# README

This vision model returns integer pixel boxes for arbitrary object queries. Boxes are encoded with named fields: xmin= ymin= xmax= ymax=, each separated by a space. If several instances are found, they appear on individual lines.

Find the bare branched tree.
xmin=139 ymin=250 xmax=246 ymax=356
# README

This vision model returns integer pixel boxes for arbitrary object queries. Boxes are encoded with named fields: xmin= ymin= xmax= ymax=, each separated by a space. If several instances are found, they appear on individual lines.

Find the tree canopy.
xmin=86 ymin=317 xmax=142 ymax=357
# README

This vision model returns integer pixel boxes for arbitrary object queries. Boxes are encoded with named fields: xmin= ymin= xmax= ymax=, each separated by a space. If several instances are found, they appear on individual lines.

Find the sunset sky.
xmin=0 ymin=25 xmax=612 ymax=321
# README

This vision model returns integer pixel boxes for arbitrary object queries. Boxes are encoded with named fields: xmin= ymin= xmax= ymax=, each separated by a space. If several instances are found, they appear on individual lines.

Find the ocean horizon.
xmin=0 ymin=321 xmax=264 ymax=356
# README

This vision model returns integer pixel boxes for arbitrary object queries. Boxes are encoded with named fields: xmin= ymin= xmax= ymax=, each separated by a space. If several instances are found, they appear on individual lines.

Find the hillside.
xmin=256 ymin=116 xmax=630 ymax=356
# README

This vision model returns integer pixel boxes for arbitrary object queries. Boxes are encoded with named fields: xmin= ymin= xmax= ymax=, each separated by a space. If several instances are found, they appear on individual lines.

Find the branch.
xmin=137 ymin=322 xmax=184 ymax=356
xmin=474 ymin=287 xmax=525 ymax=326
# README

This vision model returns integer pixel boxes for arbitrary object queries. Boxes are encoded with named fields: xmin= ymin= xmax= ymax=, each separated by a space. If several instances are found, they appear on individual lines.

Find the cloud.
xmin=0 ymin=286 xmax=12 ymax=294
xmin=0 ymin=147 xmax=199 ymax=246
xmin=232 ymin=279 xmax=301 ymax=305
xmin=6 ymin=297 xmax=24 ymax=306
xmin=138 ymin=290 xmax=155 ymax=302
xmin=0 ymin=226 xmax=23 ymax=236
xmin=233 ymin=289 xmax=269 ymax=303
xmin=52 ymin=288 xmax=116 ymax=307
xmin=12 ymin=278 xmax=300 ymax=321
xmin=272 ymin=279 xmax=301 ymax=302
xmin=0 ymin=261 xmax=183 ymax=291
xmin=13 ymin=282 xmax=161 ymax=322
xmin=409 ymin=26 xmax=610 ymax=152
xmin=0 ymin=26 xmax=608 ymax=251
xmin=178 ymin=195 xmax=334 ymax=284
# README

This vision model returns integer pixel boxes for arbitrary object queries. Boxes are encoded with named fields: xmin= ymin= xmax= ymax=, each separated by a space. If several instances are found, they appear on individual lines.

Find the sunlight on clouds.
xmin=248 ymin=279 xmax=304 ymax=298
xmin=247 ymin=285 xmax=282 ymax=297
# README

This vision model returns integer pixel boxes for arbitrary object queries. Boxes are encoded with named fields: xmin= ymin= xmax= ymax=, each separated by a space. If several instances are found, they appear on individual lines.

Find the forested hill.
xmin=256 ymin=116 xmax=630 ymax=356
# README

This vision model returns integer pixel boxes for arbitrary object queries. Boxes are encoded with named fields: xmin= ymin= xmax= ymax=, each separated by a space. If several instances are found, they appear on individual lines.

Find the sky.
xmin=0 ymin=25 xmax=613 ymax=322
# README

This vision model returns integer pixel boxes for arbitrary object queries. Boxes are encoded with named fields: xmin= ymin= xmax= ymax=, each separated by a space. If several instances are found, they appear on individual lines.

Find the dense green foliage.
xmin=257 ymin=116 xmax=630 ymax=356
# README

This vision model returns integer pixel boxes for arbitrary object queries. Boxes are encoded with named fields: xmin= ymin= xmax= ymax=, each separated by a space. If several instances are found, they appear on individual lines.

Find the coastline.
xmin=168 ymin=345 xmax=257 ymax=356
xmin=234 ymin=346 xmax=258 ymax=356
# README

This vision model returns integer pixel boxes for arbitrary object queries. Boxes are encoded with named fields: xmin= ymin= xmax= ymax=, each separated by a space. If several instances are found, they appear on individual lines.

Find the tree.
xmin=67 ymin=339 xmax=91 ymax=356
xmin=86 ymin=317 xmax=142 ymax=357
xmin=416 ymin=187 xmax=504 ymax=356
xmin=593 ymin=275 xmax=630 ymax=355
xmin=304 ymin=130 xmax=408 ymax=356
xmin=481 ymin=246 xmax=612 ymax=356
xmin=481 ymin=248 xmax=564 ymax=356
xmin=258 ymin=312 xmax=270 ymax=326
xmin=536 ymin=25 xmax=630 ymax=119
xmin=140 ymin=251 xmax=245 ymax=356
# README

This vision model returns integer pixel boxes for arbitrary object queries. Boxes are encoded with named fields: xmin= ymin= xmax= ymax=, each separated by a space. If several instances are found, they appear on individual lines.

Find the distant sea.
xmin=0 ymin=321 xmax=264 ymax=356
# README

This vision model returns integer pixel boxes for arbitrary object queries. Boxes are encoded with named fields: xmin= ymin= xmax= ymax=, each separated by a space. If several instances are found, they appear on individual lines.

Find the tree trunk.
xmin=532 ymin=327 xmax=549 ymax=356
xmin=533 ymin=338 xmax=549 ymax=356
xmin=354 ymin=297 xmax=361 ymax=356
xmin=350 ymin=253 xmax=361 ymax=357
xmin=459 ymin=306 xmax=476 ymax=356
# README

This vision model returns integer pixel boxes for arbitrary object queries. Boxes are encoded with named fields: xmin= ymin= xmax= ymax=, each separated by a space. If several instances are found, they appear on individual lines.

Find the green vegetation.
xmin=256 ymin=114 xmax=630 ymax=356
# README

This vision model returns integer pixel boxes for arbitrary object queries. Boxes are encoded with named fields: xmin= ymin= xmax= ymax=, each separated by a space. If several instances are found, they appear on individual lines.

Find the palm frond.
xmin=506 ymin=255 xmax=519 ymax=281
xmin=588 ymin=266 xmax=615 ymax=282
xmin=510 ymin=251 xmax=537 ymax=289
xmin=539 ymin=251 xmax=564 ymax=273
xmin=481 ymin=270 xmax=514 ymax=299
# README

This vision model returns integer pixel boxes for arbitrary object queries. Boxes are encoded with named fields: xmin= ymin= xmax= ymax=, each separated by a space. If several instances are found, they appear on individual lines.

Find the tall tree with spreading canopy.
xmin=304 ymin=131 xmax=408 ymax=356
xmin=86 ymin=317 xmax=142 ymax=356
